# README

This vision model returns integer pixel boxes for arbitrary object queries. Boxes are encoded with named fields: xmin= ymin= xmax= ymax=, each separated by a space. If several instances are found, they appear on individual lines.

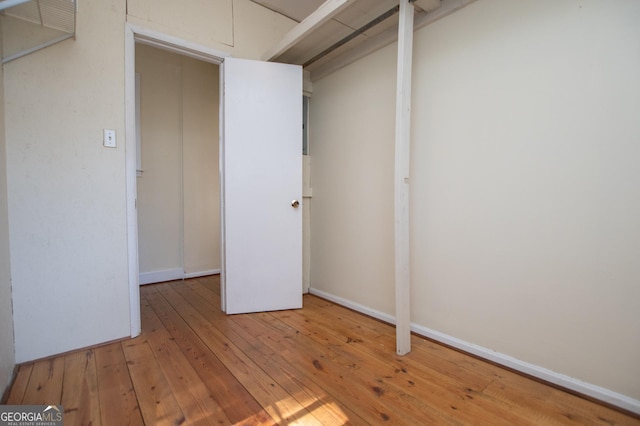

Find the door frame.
xmin=124 ymin=24 xmax=229 ymax=337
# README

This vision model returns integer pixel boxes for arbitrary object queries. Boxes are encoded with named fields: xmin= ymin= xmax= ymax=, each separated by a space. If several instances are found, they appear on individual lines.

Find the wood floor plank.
xmin=270 ymin=308 xmax=534 ymax=425
xmin=94 ymin=342 xmax=144 ymax=426
xmin=272 ymin=300 xmax=538 ymax=422
xmin=184 ymin=277 xmax=218 ymax=302
xmin=484 ymin=373 xmax=637 ymax=426
xmin=225 ymin=329 xmax=376 ymax=425
xmin=174 ymin=282 xmax=438 ymax=425
xmin=188 ymin=275 xmax=220 ymax=297
xmin=5 ymin=363 xmax=33 ymax=404
xmin=153 ymin=283 xmax=326 ymax=425
xmin=231 ymin=310 xmax=460 ymax=425
xmin=142 ymin=285 xmax=275 ymax=425
xmin=275 ymin=299 xmax=494 ymax=389
xmin=167 ymin=282 xmax=360 ymax=425
xmin=61 ymin=349 xmax=101 ymax=426
xmin=190 ymin=279 xmax=545 ymax=424
xmin=22 ymin=357 xmax=64 ymax=405
xmin=139 ymin=292 xmax=233 ymax=425
xmin=122 ymin=338 xmax=186 ymax=425
xmin=303 ymin=293 xmax=510 ymax=380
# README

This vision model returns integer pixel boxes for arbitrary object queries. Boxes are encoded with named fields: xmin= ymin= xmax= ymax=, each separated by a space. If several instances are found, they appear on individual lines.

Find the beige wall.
xmin=310 ymin=48 xmax=396 ymax=311
xmin=136 ymin=45 xmax=183 ymax=275
xmin=0 ymin=30 xmax=16 ymax=393
xmin=182 ymin=55 xmax=221 ymax=275
xmin=310 ymin=0 xmax=640 ymax=401
xmin=136 ymin=45 xmax=220 ymax=277
xmin=3 ymin=0 xmax=295 ymax=362
xmin=127 ymin=0 xmax=233 ymax=47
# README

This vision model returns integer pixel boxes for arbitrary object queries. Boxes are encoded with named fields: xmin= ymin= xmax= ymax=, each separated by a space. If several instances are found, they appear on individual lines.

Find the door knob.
xmin=291 ymin=200 xmax=300 ymax=208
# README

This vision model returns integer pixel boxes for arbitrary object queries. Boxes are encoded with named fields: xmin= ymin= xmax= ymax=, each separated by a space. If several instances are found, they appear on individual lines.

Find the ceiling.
xmin=1 ymin=0 xmax=75 ymax=32
xmin=0 ymin=0 xmax=76 ymax=63
xmin=251 ymin=0 xmax=327 ymax=22
xmin=251 ymin=0 xmax=445 ymax=79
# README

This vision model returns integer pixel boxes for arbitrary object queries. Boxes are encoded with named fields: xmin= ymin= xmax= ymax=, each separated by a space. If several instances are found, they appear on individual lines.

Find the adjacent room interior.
xmin=135 ymin=44 xmax=221 ymax=285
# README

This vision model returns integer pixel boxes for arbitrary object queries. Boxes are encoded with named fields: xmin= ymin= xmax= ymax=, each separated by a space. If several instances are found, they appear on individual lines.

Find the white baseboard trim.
xmin=140 ymin=268 xmax=221 ymax=285
xmin=308 ymin=288 xmax=396 ymax=323
xmin=308 ymin=287 xmax=640 ymax=415
xmin=184 ymin=269 xmax=221 ymax=279
xmin=139 ymin=268 xmax=184 ymax=285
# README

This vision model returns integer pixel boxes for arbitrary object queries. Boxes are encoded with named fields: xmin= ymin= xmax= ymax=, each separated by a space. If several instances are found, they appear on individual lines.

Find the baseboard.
xmin=184 ymin=269 xmax=220 ymax=279
xmin=139 ymin=268 xmax=184 ymax=285
xmin=140 ymin=268 xmax=220 ymax=285
xmin=308 ymin=287 xmax=640 ymax=416
xmin=309 ymin=288 xmax=397 ymax=323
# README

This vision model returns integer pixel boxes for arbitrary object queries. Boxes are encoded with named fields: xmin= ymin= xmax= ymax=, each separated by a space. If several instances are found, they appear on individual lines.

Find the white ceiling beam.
xmin=262 ymin=0 xmax=357 ymax=62
xmin=309 ymin=0 xmax=477 ymax=81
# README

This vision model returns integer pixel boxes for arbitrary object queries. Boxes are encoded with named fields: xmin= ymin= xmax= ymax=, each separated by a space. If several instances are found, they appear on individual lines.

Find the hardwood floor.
xmin=5 ymin=276 xmax=639 ymax=425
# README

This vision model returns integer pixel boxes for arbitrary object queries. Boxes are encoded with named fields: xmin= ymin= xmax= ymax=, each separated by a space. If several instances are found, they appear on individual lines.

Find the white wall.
xmin=310 ymin=0 xmax=640 ymax=403
xmin=136 ymin=45 xmax=220 ymax=278
xmin=3 ymin=0 xmax=295 ymax=362
xmin=0 ymin=31 xmax=17 ymax=394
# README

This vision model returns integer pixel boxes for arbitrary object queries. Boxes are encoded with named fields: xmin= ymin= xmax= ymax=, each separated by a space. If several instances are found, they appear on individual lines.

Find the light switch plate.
xmin=103 ymin=129 xmax=116 ymax=148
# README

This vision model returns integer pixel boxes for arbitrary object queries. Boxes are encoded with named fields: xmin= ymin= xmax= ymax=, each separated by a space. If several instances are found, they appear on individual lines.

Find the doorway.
xmin=124 ymin=25 xmax=229 ymax=337
xmin=125 ymin=26 xmax=303 ymax=337
xmin=135 ymin=44 xmax=221 ymax=286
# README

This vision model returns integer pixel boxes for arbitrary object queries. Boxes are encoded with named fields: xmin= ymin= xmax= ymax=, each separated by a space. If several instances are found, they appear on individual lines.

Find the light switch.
xmin=103 ymin=129 xmax=116 ymax=148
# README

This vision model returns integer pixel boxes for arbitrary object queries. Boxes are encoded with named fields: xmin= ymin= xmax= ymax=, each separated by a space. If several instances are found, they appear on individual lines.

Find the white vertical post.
xmin=394 ymin=0 xmax=414 ymax=356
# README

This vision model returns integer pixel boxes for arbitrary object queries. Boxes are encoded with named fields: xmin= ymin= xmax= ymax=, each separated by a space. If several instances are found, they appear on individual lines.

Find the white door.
xmin=221 ymin=57 xmax=303 ymax=315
